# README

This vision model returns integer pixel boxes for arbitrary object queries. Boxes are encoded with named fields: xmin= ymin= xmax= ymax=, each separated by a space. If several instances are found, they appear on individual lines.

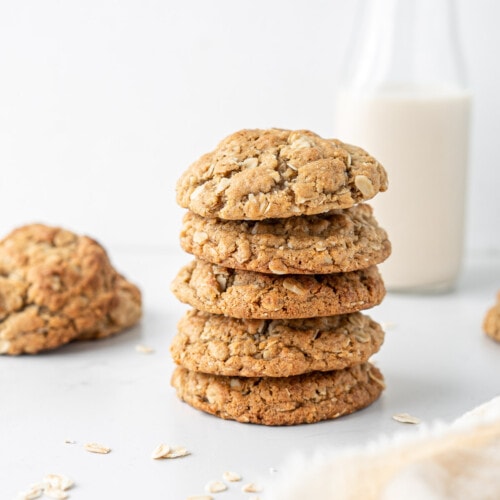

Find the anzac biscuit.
xmin=170 ymin=259 xmax=385 ymax=319
xmin=171 ymin=309 xmax=384 ymax=377
xmin=484 ymin=292 xmax=500 ymax=342
xmin=0 ymin=224 xmax=142 ymax=354
xmin=176 ymin=129 xmax=387 ymax=220
xmin=180 ymin=204 xmax=390 ymax=274
xmin=171 ymin=363 xmax=385 ymax=426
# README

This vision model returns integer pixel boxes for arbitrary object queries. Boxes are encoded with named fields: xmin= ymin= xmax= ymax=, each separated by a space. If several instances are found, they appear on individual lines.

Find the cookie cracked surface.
xmin=176 ymin=129 xmax=388 ymax=220
xmin=0 ymin=224 xmax=142 ymax=354
xmin=171 ymin=309 xmax=384 ymax=377
xmin=180 ymin=204 xmax=391 ymax=274
xmin=171 ymin=363 xmax=384 ymax=426
xmin=171 ymin=259 xmax=385 ymax=319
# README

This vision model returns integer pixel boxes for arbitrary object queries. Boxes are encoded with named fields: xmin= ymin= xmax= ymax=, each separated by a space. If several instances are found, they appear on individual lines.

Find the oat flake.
xmin=222 ymin=470 xmax=241 ymax=482
xmin=242 ymin=483 xmax=261 ymax=493
xmin=205 ymin=480 xmax=227 ymax=493
xmin=392 ymin=412 xmax=421 ymax=424
xmin=84 ymin=442 xmax=111 ymax=454
xmin=135 ymin=344 xmax=154 ymax=354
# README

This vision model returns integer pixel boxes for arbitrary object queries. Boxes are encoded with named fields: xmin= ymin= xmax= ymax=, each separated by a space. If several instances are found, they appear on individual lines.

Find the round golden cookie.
xmin=484 ymin=291 xmax=500 ymax=342
xmin=176 ymin=129 xmax=388 ymax=220
xmin=171 ymin=309 xmax=385 ymax=377
xmin=171 ymin=363 xmax=385 ymax=426
xmin=0 ymin=224 xmax=142 ymax=355
xmin=170 ymin=259 xmax=385 ymax=319
xmin=180 ymin=204 xmax=391 ymax=274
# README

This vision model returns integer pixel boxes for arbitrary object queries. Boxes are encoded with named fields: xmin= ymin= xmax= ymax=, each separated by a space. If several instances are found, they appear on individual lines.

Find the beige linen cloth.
xmin=272 ymin=397 xmax=500 ymax=500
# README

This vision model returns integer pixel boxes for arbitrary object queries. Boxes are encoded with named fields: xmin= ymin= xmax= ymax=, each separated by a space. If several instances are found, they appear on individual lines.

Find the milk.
xmin=335 ymin=85 xmax=471 ymax=292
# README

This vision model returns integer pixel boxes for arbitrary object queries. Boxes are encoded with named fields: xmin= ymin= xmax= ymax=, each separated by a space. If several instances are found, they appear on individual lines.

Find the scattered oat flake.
xmin=392 ymin=412 xmax=421 ymax=424
xmin=135 ymin=344 xmax=154 ymax=354
xmin=186 ymin=496 xmax=213 ymax=500
xmin=166 ymin=446 xmax=190 ymax=458
xmin=205 ymin=480 xmax=227 ymax=493
xmin=64 ymin=439 xmax=76 ymax=444
xmin=222 ymin=470 xmax=241 ymax=482
xmin=84 ymin=442 xmax=111 ymax=454
xmin=43 ymin=474 xmax=73 ymax=491
xmin=242 ymin=483 xmax=261 ymax=493
xmin=17 ymin=487 xmax=43 ymax=500
xmin=43 ymin=487 xmax=68 ymax=500
xmin=151 ymin=443 xmax=171 ymax=459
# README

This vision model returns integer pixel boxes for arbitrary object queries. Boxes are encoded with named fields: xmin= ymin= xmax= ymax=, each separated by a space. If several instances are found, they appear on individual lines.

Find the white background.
xmin=0 ymin=0 xmax=499 ymax=253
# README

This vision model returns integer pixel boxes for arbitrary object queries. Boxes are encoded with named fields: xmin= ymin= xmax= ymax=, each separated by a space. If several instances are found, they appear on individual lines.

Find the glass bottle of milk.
xmin=335 ymin=0 xmax=471 ymax=293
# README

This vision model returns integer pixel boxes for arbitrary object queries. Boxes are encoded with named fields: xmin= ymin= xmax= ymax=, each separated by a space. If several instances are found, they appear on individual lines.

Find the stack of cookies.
xmin=170 ymin=129 xmax=390 ymax=425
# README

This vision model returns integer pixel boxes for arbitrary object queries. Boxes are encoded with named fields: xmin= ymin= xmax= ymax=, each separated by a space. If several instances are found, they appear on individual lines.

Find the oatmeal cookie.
xmin=176 ymin=129 xmax=388 ymax=220
xmin=0 ymin=224 xmax=142 ymax=354
xmin=180 ymin=204 xmax=390 ymax=274
xmin=171 ymin=259 xmax=385 ymax=319
xmin=171 ymin=309 xmax=384 ymax=377
xmin=171 ymin=363 xmax=385 ymax=425
xmin=484 ymin=292 xmax=500 ymax=342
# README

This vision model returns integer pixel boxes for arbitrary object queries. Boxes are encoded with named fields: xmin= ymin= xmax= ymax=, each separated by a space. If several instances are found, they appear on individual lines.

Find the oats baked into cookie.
xmin=171 ymin=259 xmax=385 ymax=319
xmin=171 ymin=363 xmax=385 ymax=426
xmin=0 ymin=224 xmax=142 ymax=354
xmin=484 ymin=292 xmax=500 ymax=342
xmin=180 ymin=204 xmax=390 ymax=274
xmin=171 ymin=309 xmax=384 ymax=377
xmin=176 ymin=129 xmax=388 ymax=220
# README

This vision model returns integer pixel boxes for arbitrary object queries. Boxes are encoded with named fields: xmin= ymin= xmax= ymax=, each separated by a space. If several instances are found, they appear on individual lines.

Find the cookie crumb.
xmin=84 ymin=442 xmax=111 ymax=454
xmin=63 ymin=439 xmax=76 ymax=445
xmin=392 ymin=412 xmax=421 ymax=424
xmin=222 ymin=471 xmax=241 ymax=482
xmin=205 ymin=480 xmax=227 ymax=493
xmin=135 ymin=344 xmax=154 ymax=354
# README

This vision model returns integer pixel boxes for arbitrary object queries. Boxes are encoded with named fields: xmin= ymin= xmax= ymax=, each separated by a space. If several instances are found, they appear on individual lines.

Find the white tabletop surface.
xmin=2 ymin=248 xmax=500 ymax=500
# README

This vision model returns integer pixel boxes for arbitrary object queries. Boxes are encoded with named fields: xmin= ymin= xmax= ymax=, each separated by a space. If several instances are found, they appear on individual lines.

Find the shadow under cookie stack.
xmin=170 ymin=129 xmax=390 ymax=426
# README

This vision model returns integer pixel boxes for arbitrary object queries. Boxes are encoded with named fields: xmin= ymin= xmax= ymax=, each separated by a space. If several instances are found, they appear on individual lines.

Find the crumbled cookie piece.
xmin=171 ymin=363 xmax=384 ymax=426
xmin=171 ymin=259 xmax=385 ymax=319
xmin=176 ymin=129 xmax=387 ymax=220
xmin=0 ymin=224 xmax=141 ymax=355
xmin=180 ymin=204 xmax=390 ymax=274
xmin=171 ymin=310 xmax=385 ymax=377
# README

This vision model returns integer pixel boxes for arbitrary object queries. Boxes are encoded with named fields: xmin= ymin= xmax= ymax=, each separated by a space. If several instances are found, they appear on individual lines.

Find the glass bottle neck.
xmin=342 ymin=0 xmax=467 ymax=93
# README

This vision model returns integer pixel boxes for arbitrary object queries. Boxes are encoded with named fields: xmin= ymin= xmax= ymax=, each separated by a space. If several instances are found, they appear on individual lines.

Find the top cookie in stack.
xmin=176 ymin=129 xmax=387 ymax=220
xmin=171 ymin=128 xmax=390 ymax=426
